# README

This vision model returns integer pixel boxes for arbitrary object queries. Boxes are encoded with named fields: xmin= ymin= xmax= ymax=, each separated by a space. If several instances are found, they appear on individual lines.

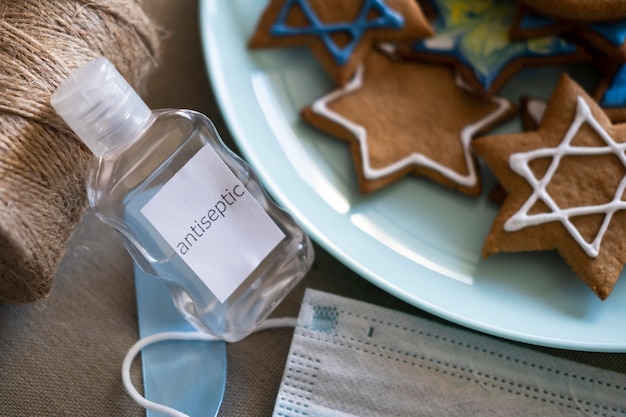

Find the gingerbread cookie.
xmin=301 ymin=49 xmax=515 ymax=194
xmin=247 ymin=0 xmax=433 ymax=86
xmin=473 ymin=74 xmax=626 ymax=300
xmin=399 ymin=0 xmax=590 ymax=98
xmin=520 ymin=96 xmax=547 ymax=131
xmin=488 ymin=96 xmax=546 ymax=204
xmin=574 ymin=21 xmax=626 ymax=64
xmin=508 ymin=5 xmax=576 ymax=41
xmin=509 ymin=5 xmax=626 ymax=64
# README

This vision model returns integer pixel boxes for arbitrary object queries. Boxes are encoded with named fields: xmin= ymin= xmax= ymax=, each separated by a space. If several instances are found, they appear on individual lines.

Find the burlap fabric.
xmin=0 ymin=0 xmax=159 ymax=303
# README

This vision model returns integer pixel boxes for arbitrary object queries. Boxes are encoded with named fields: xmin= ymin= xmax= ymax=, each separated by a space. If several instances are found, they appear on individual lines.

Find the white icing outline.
xmin=506 ymin=96 xmax=626 ymax=258
xmin=311 ymin=64 xmax=512 ymax=187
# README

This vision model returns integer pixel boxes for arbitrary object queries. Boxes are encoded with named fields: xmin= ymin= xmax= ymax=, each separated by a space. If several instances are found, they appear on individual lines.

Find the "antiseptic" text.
xmin=176 ymin=185 xmax=246 ymax=255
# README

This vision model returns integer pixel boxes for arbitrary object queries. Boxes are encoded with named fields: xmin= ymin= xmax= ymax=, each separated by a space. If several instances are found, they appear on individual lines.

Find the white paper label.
xmin=140 ymin=146 xmax=285 ymax=303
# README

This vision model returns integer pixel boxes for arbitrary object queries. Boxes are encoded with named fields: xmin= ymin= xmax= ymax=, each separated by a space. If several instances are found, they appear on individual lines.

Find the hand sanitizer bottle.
xmin=51 ymin=57 xmax=314 ymax=341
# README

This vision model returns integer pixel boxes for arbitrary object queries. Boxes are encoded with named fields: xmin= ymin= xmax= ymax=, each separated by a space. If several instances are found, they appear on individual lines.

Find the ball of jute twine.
xmin=0 ymin=0 xmax=160 ymax=303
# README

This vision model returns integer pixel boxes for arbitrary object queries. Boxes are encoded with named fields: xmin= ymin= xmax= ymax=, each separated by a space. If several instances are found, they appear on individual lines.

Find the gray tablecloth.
xmin=1 ymin=1 xmax=625 ymax=416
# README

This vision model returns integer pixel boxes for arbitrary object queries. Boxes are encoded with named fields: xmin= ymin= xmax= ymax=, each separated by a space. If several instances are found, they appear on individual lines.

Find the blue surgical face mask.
xmin=123 ymin=287 xmax=626 ymax=417
xmin=273 ymin=289 xmax=626 ymax=417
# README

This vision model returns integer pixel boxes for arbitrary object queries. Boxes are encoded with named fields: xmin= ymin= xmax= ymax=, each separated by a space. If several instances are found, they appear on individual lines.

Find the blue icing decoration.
xmin=270 ymin=0 xmax=403 ymax=65
xmin=411 ymin=0 xmax=578 ymax=90
xmin=589 ymin=20 xmax=626 ymax=48
xmin=601 ymin=64 xmax=626 ymax=108
xmin=519 ymin=13 xmax=626 ymax=49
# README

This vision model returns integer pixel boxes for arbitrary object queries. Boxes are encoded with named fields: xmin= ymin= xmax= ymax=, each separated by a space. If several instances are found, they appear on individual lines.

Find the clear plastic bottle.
xmin=51 ymin=57 xmax=314 ymax=342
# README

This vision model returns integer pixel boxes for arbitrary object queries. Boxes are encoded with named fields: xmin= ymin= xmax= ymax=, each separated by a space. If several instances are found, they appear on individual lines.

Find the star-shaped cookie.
xmin=473 ymin=74 xmax=626 ymax=300
xmin=573 ymin=20 xmax=626 ymax=64
xmin=248 ymin=0 xmax=433 ymax=86
xmin=401 ymin=0 xmax=589 ymax=97
xmin=510 ymin=7 xmax=626 ymax=64
xmin=508 ymin=5 xmax=577 ymax=40
xmin=301 ymin=49 xmax=515 ymax=194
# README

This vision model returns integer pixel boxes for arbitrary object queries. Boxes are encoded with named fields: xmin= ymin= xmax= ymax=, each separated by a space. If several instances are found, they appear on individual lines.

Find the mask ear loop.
xmin=121 ymin=317 xmax=298 ymax=417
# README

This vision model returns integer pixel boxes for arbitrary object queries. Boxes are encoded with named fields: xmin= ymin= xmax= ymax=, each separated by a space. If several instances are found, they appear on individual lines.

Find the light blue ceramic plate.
xmin=199 ymin=0 xmax=626 ymax=351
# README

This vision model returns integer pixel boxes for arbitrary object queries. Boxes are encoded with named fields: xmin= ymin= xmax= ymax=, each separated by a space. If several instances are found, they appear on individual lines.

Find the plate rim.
xmin=198 ymin=0 xmax=626 ymax=352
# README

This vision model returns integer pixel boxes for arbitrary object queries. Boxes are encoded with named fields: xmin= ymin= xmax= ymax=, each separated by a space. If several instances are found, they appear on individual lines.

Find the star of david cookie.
xmin=473 ymin=74 xmax=626 ymax=300
xmin=247 ymin=0 xmax=433 ymax=86
xmin=399 ymin=0 xmax=590 ymax=98
xmin=575 ymin=21 xmax=626 ymax=64
xmin=510 ymin=8 xmax=626 ymax=65
xmin=486 ymin=96 xmax=547 ymax=205
xmin=301 ymin=49 xmax=515 ymax=194
xmin=508 ymin=5 xmax=576 ymax=41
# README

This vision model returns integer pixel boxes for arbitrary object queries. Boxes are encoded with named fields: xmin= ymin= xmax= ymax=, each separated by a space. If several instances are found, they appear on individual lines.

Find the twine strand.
xmin=0 ymin=0 xmax=160 ymax=302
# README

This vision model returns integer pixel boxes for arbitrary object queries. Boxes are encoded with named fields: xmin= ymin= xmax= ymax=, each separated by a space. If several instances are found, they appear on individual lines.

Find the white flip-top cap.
xmin=51 ymin=57 xmax=151 ymax=157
